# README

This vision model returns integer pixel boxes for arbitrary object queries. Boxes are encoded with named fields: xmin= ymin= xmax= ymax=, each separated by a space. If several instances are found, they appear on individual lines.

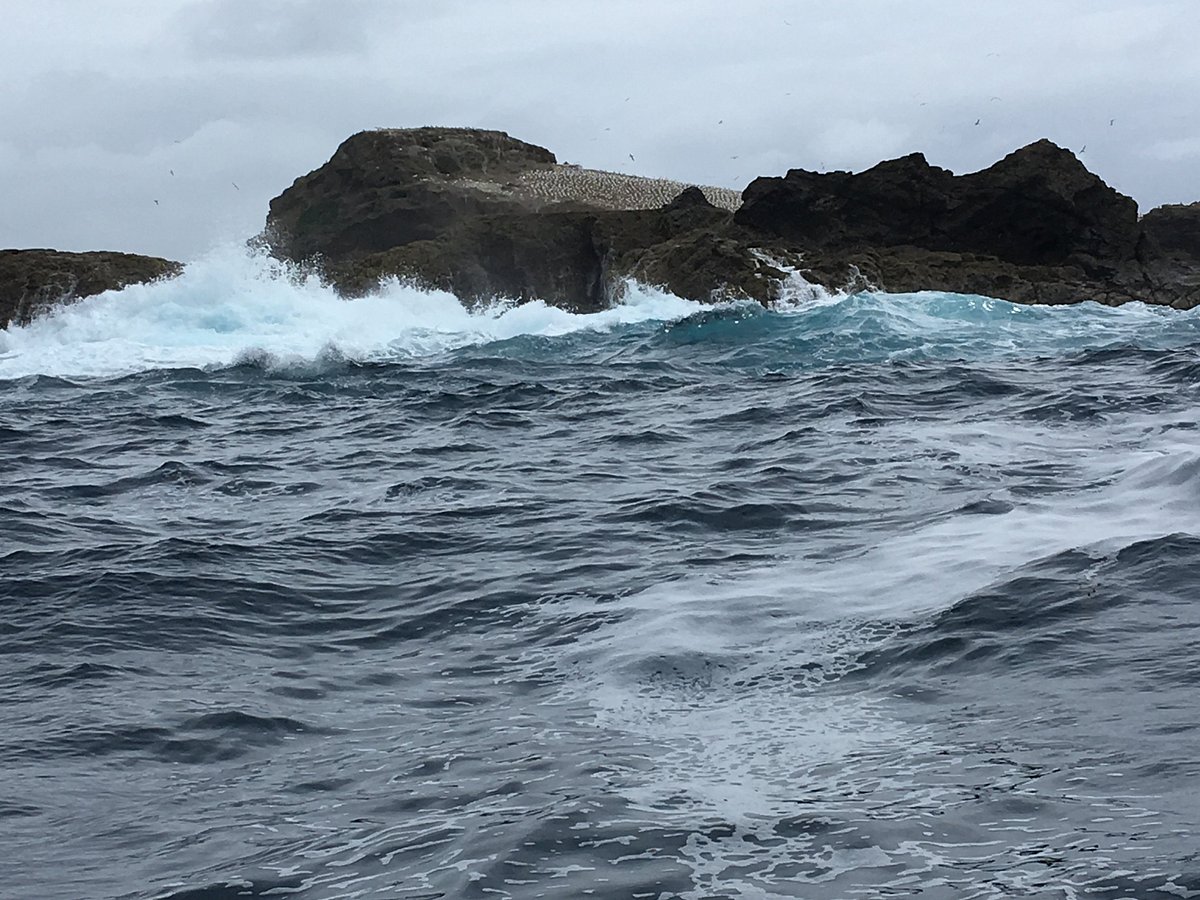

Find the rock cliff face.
xmin=264 ymin=128 xmax=1200 ymax=311
xmin=0 ymin=249 xmax=182 ymax=330
xmin=1137 ymin=202 xmax=1200 ymax=306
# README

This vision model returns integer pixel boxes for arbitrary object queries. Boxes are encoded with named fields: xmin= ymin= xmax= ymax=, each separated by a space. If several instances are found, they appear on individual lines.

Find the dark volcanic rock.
xmin=266 ymin=127 xmax=559 ymax=262
xmin=270 ymin=129 xmax=740 ymax=311
xmin=267 ymin=128 xmax=752 ymax=311
xmin=267 ymin=127 xmax=608 ymax=309
xmin=1134 ymin=202 xmax=1200 ymax=309
xmin=1141 ymin=202 xmax=1200 ymax=259
xmin=335 ymin=214 xmax=607 ymax=312
xmin=737 ymin=140 xmax=1140 ymax=271
xmin=265 ymin=128 xmax=1200 ymax=311
xmin=0 ymin=249 xmax=182 ymax=330
xmin=736 ymin=153 xmax=957 ymax=250
xmin=951 ymin=140 xmax=1140 ymax=269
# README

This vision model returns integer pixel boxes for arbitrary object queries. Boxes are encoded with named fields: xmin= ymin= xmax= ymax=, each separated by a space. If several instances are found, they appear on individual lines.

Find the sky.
xmin=2 ymin=0 xmax=1199 ymax=263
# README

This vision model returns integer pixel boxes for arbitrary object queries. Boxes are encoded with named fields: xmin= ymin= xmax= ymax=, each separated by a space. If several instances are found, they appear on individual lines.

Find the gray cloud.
xmin=174 ymin=0 xmax=382 ymax=59
xmin=2 ymin=0 xmax=1198 ymax=261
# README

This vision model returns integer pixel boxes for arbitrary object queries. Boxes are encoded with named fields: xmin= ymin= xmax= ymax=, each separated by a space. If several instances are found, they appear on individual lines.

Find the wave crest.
xmin=3 ymin=243 xmax=1198 ymax=380
xmin=0 ymin=245 xmax=702 ymax=379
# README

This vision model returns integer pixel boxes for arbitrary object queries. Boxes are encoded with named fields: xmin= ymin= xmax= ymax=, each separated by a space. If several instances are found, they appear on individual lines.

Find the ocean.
xmin=2 ymin=248 xmax=1198 ymax=899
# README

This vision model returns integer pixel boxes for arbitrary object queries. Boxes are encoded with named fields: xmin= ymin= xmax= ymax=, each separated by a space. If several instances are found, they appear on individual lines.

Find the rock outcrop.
xmin=264 ymin=127 xmax=748 ymax=310
xmin=264 ymin=128 xmax=1200 ymax=311
xmin=1136 ymin=202 xmax=1200 ymax=307
xmin=10 ymin=129 xmax=1195 ymax=329
xmin=0 ymin=249 xmax=182 ymax=330
xmin=737 ymin=141 xmax=1140 ymax=268
xmin=730 ymin=139 xmax=1195 ymax=307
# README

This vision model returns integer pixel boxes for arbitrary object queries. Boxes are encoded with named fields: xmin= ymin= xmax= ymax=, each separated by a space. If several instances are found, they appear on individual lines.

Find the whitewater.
xmin=2 ymin=248 xmax=1199 ymax=899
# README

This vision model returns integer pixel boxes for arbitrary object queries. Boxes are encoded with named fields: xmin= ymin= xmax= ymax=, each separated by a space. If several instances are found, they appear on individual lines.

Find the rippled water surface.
xmin=2 ymin=260 xmax=1199 ymax=899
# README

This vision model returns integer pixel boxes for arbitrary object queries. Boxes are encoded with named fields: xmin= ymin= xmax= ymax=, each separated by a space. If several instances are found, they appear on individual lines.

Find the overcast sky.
xmin=3 ymin=0 xmax=1199 ymax=262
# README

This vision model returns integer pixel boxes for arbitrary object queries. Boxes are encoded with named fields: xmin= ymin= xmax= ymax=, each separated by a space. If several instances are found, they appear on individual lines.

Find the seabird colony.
xmin=456 ymin=166 xmax=742 ymax=212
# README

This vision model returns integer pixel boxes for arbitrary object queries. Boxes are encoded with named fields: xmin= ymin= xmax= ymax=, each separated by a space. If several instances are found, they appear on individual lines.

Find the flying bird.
xmin=153 ymin=199 xmax=159 ymax=206
xmin=628 ymin=153 xmax=635 ymax=162
xmin=974 ymin=119 xmax=981 ymax=126
xmin=169 ymin=169 xmax=174 ymax=176
xmin=232 ymin=182 xmax=240 ymax=191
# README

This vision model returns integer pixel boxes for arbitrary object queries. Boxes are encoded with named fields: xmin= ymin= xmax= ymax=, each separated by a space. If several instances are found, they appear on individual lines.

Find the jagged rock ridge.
xmin=264 ymin=128 xmax=1200 ymax=311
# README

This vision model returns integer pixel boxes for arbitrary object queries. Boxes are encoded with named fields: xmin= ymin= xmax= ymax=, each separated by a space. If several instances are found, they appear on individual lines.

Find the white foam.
xmin=0 ymin=245 xmax=703 ymax=379
xmin=543 ymin=419 xmax=1200 ymax=895
xmin=575 ymin=421 xmax=1200 ymax=666
xmin=753 ymin=250 xmax=848 ymax=312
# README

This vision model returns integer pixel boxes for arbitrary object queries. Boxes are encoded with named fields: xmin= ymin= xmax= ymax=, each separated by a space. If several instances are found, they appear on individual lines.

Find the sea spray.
xmin=0 ymin=244 xmax=704 ymax=380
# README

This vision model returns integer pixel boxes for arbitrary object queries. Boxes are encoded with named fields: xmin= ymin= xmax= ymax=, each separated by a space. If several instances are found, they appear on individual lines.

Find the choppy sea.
xmin=2 ymin=249 xmax=1199 ymax=900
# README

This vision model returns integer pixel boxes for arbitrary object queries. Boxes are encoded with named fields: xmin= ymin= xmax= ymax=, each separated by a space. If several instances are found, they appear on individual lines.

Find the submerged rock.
xmin=0 ymin=249 xmax=182 ymax=330
xmin=264 ymin=128 xmax=1200 ymax=311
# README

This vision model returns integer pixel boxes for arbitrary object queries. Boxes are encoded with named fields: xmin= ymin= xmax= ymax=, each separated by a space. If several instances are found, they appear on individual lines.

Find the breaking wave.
xmin=0 ymin=246 xmax=702 ymax=379
xmin=2 ymin=245 xmax=1199 ymax=381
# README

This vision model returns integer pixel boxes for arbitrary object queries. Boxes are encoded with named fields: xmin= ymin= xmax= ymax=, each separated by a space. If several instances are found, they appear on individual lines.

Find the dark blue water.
xmin=2 ymin=275 xmax=1199 ymax=899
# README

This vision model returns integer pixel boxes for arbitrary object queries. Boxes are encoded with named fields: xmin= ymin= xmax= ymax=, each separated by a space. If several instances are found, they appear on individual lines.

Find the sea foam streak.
xmin=547 ymin=426 xmax=1200 ymax=897
xmin=0 ymin=246 xmax=703 ymax=380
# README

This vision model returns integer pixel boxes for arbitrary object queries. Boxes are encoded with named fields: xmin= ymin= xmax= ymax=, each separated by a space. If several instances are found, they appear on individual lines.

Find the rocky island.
xmin=3 ymin=126 xmax=1199 ymax=328
xmin=0 ymin=250 xmax=181 ymax=331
